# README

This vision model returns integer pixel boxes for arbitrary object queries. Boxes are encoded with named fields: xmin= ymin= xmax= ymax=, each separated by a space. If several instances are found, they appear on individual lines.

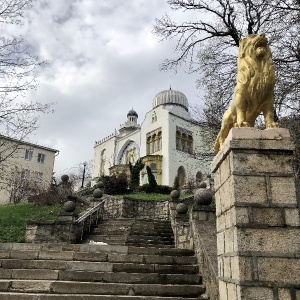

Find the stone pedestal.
xmin=212 ymin=128 xmax=300 ymax=300
xmin=192 ymin=205 xmax=215 ymax=222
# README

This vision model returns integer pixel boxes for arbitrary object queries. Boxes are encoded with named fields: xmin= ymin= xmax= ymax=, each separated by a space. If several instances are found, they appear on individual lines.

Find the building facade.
xmin=0 ymin=136 xmax=59 ymax=204
xmin=92 ymin=89 xmax=212 ymax=187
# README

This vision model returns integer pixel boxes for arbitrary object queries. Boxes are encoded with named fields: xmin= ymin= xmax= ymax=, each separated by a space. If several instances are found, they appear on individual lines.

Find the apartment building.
xmin=0 ymin=135 xmax=59 ymax=204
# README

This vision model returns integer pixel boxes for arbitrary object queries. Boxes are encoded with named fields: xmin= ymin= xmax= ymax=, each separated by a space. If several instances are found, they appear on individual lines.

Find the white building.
xmin=0 ymin=135 xmax=59 ymax=204
xmin=92 ymin=89 xmax=212 ymax=186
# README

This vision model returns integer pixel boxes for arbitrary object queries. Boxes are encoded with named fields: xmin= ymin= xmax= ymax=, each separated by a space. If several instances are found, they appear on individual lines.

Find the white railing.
xmin=74 ymin=199 xmax=105 ymax=240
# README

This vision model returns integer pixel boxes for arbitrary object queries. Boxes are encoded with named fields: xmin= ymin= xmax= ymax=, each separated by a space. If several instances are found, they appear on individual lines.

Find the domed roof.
xmin=152 ymin=89 xmax=189 ymax=111
xmin=127 ymin=109 xmax=138 ymax=118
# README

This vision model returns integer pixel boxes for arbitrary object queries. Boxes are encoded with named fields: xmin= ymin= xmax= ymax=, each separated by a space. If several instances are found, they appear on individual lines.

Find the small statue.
xmin=214 ymin=34 xmax=279 ymax=155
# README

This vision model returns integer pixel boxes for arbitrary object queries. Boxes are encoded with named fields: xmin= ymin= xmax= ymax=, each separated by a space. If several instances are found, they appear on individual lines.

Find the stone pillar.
xmin=212 ymin=128 xmax=300 ymax=300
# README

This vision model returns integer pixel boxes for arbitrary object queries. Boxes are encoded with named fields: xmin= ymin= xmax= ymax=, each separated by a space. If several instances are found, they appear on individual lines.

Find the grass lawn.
xmin=0 ymin=203 xmax=66 ymax=243
xmin=0 ymin=193 xmax=192 ymax=243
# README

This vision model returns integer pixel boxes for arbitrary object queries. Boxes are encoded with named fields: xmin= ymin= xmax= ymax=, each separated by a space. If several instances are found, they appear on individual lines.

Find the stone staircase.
xmin=82 ymin=218 xmax=135 ymax=245
xmin=126 ymin=219 xmax=174 ymax=248
xmin=0 ymin=218 xmax=207 ymax=299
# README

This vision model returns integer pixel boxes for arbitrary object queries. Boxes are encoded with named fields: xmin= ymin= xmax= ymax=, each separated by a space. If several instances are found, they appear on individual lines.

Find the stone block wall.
xmin=26 ymin=220 xmax=80 ymax=243
xmin=191 ymin=208 xmax=219 ymax=300
xmin=103 ymin=195 xmax=169 ymax=220
xmin=212 ymin=128 xmax=300 ymax=300
xmin=172 ymin=214 xmax=193 ymax=249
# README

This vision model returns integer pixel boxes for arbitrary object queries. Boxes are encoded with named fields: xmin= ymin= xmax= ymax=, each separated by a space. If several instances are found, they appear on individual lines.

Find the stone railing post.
xmin=212 ymin=128 xmax=300 ymax=300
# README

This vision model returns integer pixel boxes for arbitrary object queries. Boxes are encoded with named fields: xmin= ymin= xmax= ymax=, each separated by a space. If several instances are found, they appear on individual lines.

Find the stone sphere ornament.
xmin=198 ymin=181 xmax=207 ymax=188
xmin=61 ymin=174 xmax=69 ymax=182
xmin=176 ymin=203 xmax=188 ymax=214
xmin=93 ymin=188 xmax=103 ymax=199
xmin=194 ymin=188 xmax=213 ymax=206
xmin=95 ymin=181 xmax=104 ymax=189
xmin=170 ymin=190 xmax=180 ymax=199
xmin=63 ymin=200 xmax=76 ymax=213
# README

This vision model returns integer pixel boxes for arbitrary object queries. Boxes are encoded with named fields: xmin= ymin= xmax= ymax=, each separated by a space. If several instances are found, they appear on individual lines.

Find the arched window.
xmin=187 ymin=135 xmax=193 ymax=153
xmin=147 ymin=137 xmax=151 ymax=155
xmin=181 ymin=133 xmax=187 ymax=152
xmin=152 ymin=111 xmax=157 ymax=123
xmin=158 ymin=131 xmax=162 ymax=150
xmin=176 ymin=131 xmax=181 ymax=150
xmin=196 ymin=171 xmax=203 ymax=182
xmin=177 ymin=166 xmax=186 ymax=187
xmin=152 ymin=134 xmax=157 ymax=152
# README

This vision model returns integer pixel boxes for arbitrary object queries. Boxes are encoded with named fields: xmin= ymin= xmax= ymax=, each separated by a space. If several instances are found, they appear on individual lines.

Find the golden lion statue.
xmin=214 ymin=34 xmax=279 ymax=155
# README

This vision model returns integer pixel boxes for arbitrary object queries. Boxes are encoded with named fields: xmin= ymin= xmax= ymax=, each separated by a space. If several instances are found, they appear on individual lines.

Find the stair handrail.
xmin=74 ymin=199 xmax=105 ymax=240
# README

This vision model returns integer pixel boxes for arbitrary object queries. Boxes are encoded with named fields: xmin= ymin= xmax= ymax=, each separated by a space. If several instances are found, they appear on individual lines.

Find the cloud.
xmin=4 ymin=0 xmax=204 ymax=174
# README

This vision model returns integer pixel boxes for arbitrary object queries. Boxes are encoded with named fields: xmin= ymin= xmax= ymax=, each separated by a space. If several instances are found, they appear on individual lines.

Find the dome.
xmin=127 ymin=109 xmax=138 ymax=118
xmin=152 ymin=89 xmax=189 ymax=111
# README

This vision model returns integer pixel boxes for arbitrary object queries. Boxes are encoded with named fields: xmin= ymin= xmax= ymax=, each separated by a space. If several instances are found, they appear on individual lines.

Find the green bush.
xmin=146 ymin=166 xmax=157 ymax=192
xmin=155 ymin=185 xmax=172 ymax=194
xmin=101 ymin=173 xmax=128 ymax=195
xmin=139 ymin=184 xmax=152 ymax=193
xmin=129 ymin=159 xmax=144 ymax=190
xmin=139 ymin=184 xmax=172 ymax=194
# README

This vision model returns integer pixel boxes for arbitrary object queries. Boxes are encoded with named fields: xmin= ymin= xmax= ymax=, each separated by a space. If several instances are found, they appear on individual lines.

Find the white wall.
xmin=167 ymin=113 xmax=211 ymax=186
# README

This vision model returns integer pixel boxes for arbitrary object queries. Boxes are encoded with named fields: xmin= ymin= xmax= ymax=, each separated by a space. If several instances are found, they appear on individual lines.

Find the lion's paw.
xmin=266 ymin=122 xmax=280 ymax=128
xmin=234 ymin=122 xmax=251 ymax=128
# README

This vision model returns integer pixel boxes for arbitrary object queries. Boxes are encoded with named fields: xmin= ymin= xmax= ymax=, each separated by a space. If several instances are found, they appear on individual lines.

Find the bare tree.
xmin=0 ymin=0 xmax=53 ymax=163
xmin=154 ymin=0 xmax=300 ymax=127
xmin=55 ymin=160 xmax=93 ymax=189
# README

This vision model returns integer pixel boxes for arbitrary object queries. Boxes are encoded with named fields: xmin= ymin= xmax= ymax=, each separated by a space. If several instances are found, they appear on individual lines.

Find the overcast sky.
xmin=6 ymin=0 xmax=204 ymax=176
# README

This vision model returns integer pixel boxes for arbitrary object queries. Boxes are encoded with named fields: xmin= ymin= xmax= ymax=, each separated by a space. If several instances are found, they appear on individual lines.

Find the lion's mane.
xmin=236 ymin=34 xmax=275 ymax=102
xmin=214 ymin=34 xmax=277 ymax=155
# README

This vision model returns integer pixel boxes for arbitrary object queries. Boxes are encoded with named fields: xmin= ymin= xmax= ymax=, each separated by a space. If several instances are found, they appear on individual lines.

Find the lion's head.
xmin=239 ymin=34 xmax=271 ymax=61
xmin=237 ymin=34 xmax=274 ymax=86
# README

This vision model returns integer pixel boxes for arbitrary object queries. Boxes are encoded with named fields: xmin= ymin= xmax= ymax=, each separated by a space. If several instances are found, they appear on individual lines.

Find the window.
xmin=187 ymin=135 xmax=193 ymax=153
xmin=146 ymin=128 xmax=162 ymax=154
xmin=152 ymin=111 xmax=157 ymax=123
xmin=158 ymin=132 xmax=162 ymax=150
xmin=35 ymin=172 xmax=43 ymax=182
xmin=25 ymin=149 xmax=33 ymax=161
xmin=152 ymin=134 xmax=157 ymax=152
xmin=176 ymin=127 xmax=193 ymax=154
xmin=37 ymin=153 xmax=45 ymax=163
xmin=21 ymin=169 xmax=30 ymax=180
xmin=150 ymin=163 xmax=156 ymax=170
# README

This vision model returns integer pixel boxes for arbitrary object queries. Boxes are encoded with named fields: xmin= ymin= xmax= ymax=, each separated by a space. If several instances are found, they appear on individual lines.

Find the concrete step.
xmin=127 ymin=246 xmax=195 ymax=256
xmin=58 ymin=271 xmax=202 ymax=284
xmin=0 ymin=292 xmax=203 ymax=299
xmin=0 ymin=240 xmax=204 ymax=299
xmin=0 ymin=253 xmax=196 ymax=271
xmin=0 ymin=268 xmax=201 ymax=286
xmin=129 ymin=230 xmax=173 ymax=235
xmin=1 ymin=259 xmax=198 ymax=274
xmin=125 ymin=243 xmax=174 ymax=248
xmin=84 ymin=235 xmax=128 ymax=242
xmin=112 ymin=263 xmax=198 ymax=274
xmin=125 ymin=219 xmax=175 ymax=248
xmin=0 ymin=280 xmax=204 ymax=297
xmin=93 ymin=228 xmax=131 ymax=234
xmin=0 ymin=243 xmax=194 ymax=256
xmin=0 ymin=280 xmax=205 ymax=297
xmin=50 ymin=281 xmax=205 ymax=297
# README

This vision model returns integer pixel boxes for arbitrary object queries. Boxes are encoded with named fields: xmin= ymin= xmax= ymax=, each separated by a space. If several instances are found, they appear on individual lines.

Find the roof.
xmin=152 ymin=89 xmax=189 ymax=111
xmin=0 ymin=134 xmax=59 ymax=153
